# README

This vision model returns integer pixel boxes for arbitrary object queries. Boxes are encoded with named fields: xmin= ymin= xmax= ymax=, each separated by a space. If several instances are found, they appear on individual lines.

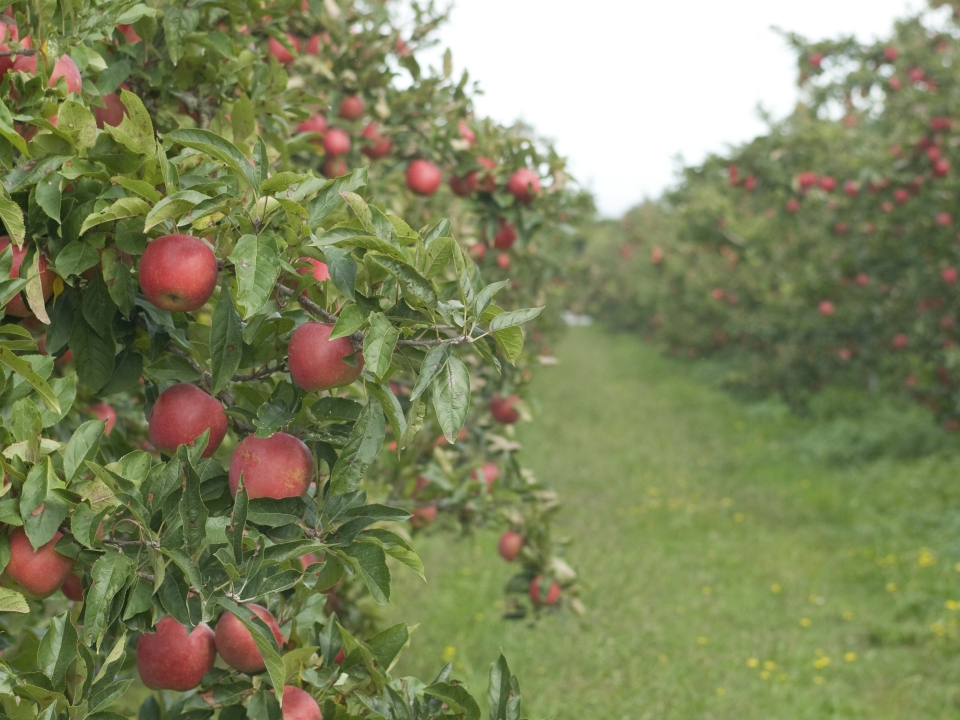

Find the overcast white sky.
xmin=433 ymin=0 xmax=924 ymax=217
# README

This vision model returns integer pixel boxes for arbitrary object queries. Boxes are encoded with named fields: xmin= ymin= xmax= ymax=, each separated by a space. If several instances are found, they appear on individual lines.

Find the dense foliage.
xmin=0 ymin=0 xmax=593 ymax=718
xmin=580 ymin=0 xmax=960 ymax=425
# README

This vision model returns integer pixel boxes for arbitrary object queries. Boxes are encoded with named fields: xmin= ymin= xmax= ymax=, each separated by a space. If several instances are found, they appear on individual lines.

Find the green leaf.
xmin=0 ymin=587 xmax=28 ymax=613
xmin=306 ymin=168 xmax=368 ymax=227
xmin=35 ymin=171 xmax=62 ymax=222
xmin=218 ymin=599 xmax=285 ymax=704
xmin=79 ymin=197 xmax=149 ymax=235
xmin=0 ymin=188 xmax=25 ymax=247
xmin=329 ymin=401 xmax=385 ymax=495
xmin=367 ymin=383 xmax=406 ymax=442
xmin=433 ymin=355 xmax=470 ymax=443
xmin=488 ymin=654 xmax=522 ymax=720
xmin=70 ymin=319 xmax=115 ymax=393
xmin=144 ymin=190 xmax=210 ymax=231
xmin=39 ymin=612 xmax=79 ymax=686
xmin=366 ymin=255 xmax=437 ymax=308
xmin=321 ymin=246 xmax=356 ymax=301
xmin=21 ymin=460 xmax=68 ymax=548
xmin=54 ymin=242 xmax=99 ymax=278
xmin=112 ymin=177 xmax=162 ymax=203
xmin=179 ymin=453 xmax=208 ymax=555
xmin=162 ymin=5 xmax=200 ymax=65
xmin=329 ymin=304 xmax=365 ymax=340
xmin=363 ymin=528 xmax=424 ymax=581
xmin=57 ymin=99 xmax=97 ymax=150
xmin=342 ymin=541 xmax=390 ymax=604
xmin=410 ymin=344 xmax=451 ymax=401
xmin=474 ymin=280 xmax=508 ymax=317
xmin=229 ymin=233 xmax=281 ymax=319
xmin=261 ymin=172 xmax=306 ymax=194
xmin=0 ymin=98 xmax=28 ymax=155
xmin=229 ymin=483 xmax=247 ymax=564
xmin=82 ymin=552 xmax=135 ymax=648
xmin=0 ymin=347 xmax=60 ymax=413
xmin=210 ymin=284 xmax=243 ymax=395
xmin=489 ymin=307 xmax=543 ymax=331
xmin=362 ymin=312 xmax=399 ymax=380
xmin=82 ymin=274 xmax=118 ymax=339
xmin=366 ymin=624 xmax=408 ymax=670
xmin=167 ymin=128 xmax=257 ymax=191
xmin=339 ymin=191 xmax=374 ymax=232
xmin=106 ymin=90 xmax=156 ymax=158
xmin=493 ymin=326 xmax=524 ymax=364
xmin=231 ymin=94 xmax=256 ymax=143
xmin=423 ymin=683 xmax=480 ymax=720
xmin=64 ymin=420 xmax=104 ymax=482
xmin=422 ymin=236 xmax=454 ymax=279
xmin=398 ymin=397 xmax=427 ymax=450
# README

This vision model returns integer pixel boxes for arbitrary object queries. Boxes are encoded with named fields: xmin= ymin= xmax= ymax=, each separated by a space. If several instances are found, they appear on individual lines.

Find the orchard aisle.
xmin=386 ymin=327 xmax=960 ymax=719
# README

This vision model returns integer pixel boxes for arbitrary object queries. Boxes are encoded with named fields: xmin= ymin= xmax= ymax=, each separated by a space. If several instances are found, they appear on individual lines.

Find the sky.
xmin=431 ymin=0 xmax=924 ymax=217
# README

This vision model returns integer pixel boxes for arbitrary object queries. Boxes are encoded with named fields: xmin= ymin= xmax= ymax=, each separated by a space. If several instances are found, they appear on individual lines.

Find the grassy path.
xmin=385 ymin=327 xmax=960 ymax=719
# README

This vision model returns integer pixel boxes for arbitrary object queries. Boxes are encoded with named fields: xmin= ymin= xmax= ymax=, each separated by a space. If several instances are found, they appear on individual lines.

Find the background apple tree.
xmin=0 ymin=0 xmax=593 ymax=717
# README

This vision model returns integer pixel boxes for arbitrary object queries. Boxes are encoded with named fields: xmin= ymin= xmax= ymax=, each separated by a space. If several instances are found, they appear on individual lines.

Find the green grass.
xmin=384 ymin=326 xmax=960 ymax=719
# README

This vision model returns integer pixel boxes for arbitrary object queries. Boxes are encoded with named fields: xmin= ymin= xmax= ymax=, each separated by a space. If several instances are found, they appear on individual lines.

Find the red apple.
xmin=493 ymin=220 xmax=517 ymax=250
xmin=818 ymin=300 xmax=834 ymax=316
xmin=281 ymin=687 xmax=322 ymax=720
xmin=884 ymin=47 xmax=898 ymax=62
xmin=470 ymin=461 xmax=500 ymax=491
xmin=934 ymin=159 xmax=951 ymax=177
xmin=496 ymin=253 xmax=510 ymax=270
xmin=305 ymin=34 xmax=322 ymax=56
xmin=530 ymin=576 xmax=560 ymax=605
xmin=215 ymin=604 xmax=283 ymax=673
xmin=323 ymin=157 xmax=348 ymax=177
xmin=786 ymin=199 xmax=800 ymax=213
xmin=288 ymin=322 xmax=364 ymax=391
xmin=297 ymin=257 xmax=329 ymax=283
xmin=458 ymin=120 xmax=476 ymax=144
xmin=338 ymin=95 xmax=365 ymax=120
xmin=449 ymin=172 xmax=477 ymax=197
xmin=943 ymin=268 xmax=958 ymax=284
xmin=409 ymin=506 xmax=437 ymax=528
xmin=938 ymin=213 xmax=952 ymax=227
xmin=468 ymin=243 xmax=486 ymax=261
xmin=744 ymin=176 xmax=756 ymax=191
xmin=268 ymin=34 xmax=300 ymax=64
xmin=507 ymin=168 xmax=540 ymax=203
xmin=406 ymin=160 xmax=442 ymax=196
xmin=13 ymin=53 xmax=81 ymax=94
xmin=490 ymin=393 xmax=520 ymax=424
xmin=136 ymin=616 xmax=216 ymax=691
xmin=2 ymin=527 xmax=74 ymax=599
xmin=498 ymin=531 xmax=523 ymax=561
xmin=323 ymin=128 xmax=350 ymax=156
xmin=297 ymin=114 xmax=328 ymax=135
xmin=476 ymin=157 xmax=497 ymax=191
xmin=844 ymin=180 xmax=859 ymax=197
xmin=148 ymin=383 xmax=228 ymax=458
xmin=819 ymin=176 xmax=836 ymax=192
xmin=139 ymin=234 xmax=218 ymax=312
xmin=89 ymin=402 xmax=117 ymax=435
xmin=892 ymin=333 xmax=908 ymax=349
xmin=229 ymin=432 xmax=314 ymax=499
xmin=94 ymin=92 xmax=126 ymax=128
xmin=117 ymin=24 xmax=141 ymax=43
xmin=61 ymin=573 xmax=83 ymax=602
xmin=360 ymin=123 xmax=391 ymax=159
xmin=894 ymin=188 xmax=909 ymax=203
xmin=0 ymin=237 xmax=54 ymax=318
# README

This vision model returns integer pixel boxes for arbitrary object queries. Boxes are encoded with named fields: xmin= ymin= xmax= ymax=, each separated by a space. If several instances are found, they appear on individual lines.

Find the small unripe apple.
xmin=498 ymin=531 xmax=523 ymax=561
xmin=0 ymin=236 xmax=54 ymax=318
xmin=2 ymin=527 xmax=74 ymax=599
xmin=149 ymin=383 xmax=228 ymax=458
xmin=409 ymin=506 xmax=437 ymax=528
xmin=530 ymin=576 xmax=560 ymax=605
xmin=406 ymin=160 xmax=442 ymax=196
xmin=268 ymin=34 xmax=300 ymax=64
xmin=493 ymin=220 xmax=517 ymax=250
xmin=360 ymin=123 xmax=391 ymax=159
xmin=471 ymin=461 xmax=500 ymax=491
xmin=94 ymin=92 xmax=126 ymax=128
xmin=215 ymin=604 xmax=283 ymax=673
xmin=297 ymin=114 xmax=328 ymax=135
xmin=281 ymin=687 xmax=322 ymax=720
xmin=61 ymin=573 xmax=83 ymax=602
xmin=89 ymin=402 xmax=117 ymax=435
xmin=136 ymin=617 xmax=216 ymax=691
xmin=323 ymin=128 xmax=350 ymax=156
xmin=507 ymin=168 xmax=541 ymax=203
xmin=490 ymin=393 xmax=520 ymax=424
xmin=139 ymin=234 xmax=218 ymax=312
xmin=297 ymin=257 xmax=329 ymax=283
xmin=229 ymin=432 xmax=314 ymax=499
xmin=338 ymin=95 xmax=365 ymax=120
xmin=818 ymin=300 xmax=834 ymax=316
xmin=288 ymin=322 xmax=363 ymax=391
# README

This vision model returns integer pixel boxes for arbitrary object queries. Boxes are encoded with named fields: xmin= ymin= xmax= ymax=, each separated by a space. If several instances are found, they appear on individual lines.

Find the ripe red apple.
xmin=322 ymin=157 xmax=348 ymax=177
xmin=323 ymin=128 xmax=350 ymax=156
xmin=360 ymin=123 xmax=391 ymax=159
xmin=530 ymin=576 xmax=560 ymax=605
xmin=470 ymin=461 xmax=500 ymax=491
xmin=844 ymin=180 xmax=859 ymax=197
xmin=229 ymin=432 xmax=314 ymax=498
xmin=268 ymin=34 xmax=300 ymax=64
xmin=281 ymin=687 xmax=322 ymax=720
xmin=338 ymin=95 xmax=365 ymax=120
xmin=819 ymin=176 xmax=836 ymax=192
xmin=884 ymin=47 xmax=899 ymax=62
xmin=894 ymin=188 xmax=909 ymax=203
xmin=297 ymin=114 xmax=328 ymax=135
xmin=727 ymin=165 xmax=739 ymax=186
xmin=818 ymin=300 xmax=834 ymax=316
xmin=943 ymin=268 xmax=958 ymax=284
xmin=117 ymin=23 xmax=141 ymax=43
xmin=809 ymin=53 xmax=824 ymax=69
xmin=0 ymin=21 xmax=20 ymax=78
xmin=838 ymin=348 xmax=852 ymax=361
xmin=139 ymin=234 xmax=218 ymax=312
xmin=934 ymin=159 xmax=951 ymax=177
xmin=711 ymin=288 xmax=724 ymax=300
xmin=744 ymin=176 xmax=756 ymax=191
xmin=496 ymin=253 xmax=510 ymax=270
xmin=468 ymin=243 xmax=486 ymax=261
xmin=507 ymin=168 xmax=541 ymax=203
xmin=94 ymin=92 xmax=126 ymax=128
xmin=333 ymin=647 xmax=346 ymax=664
xmin=61 ymin=573 xmax=83 ymax=602
xmin=798 ymin=172 xmax=818 ymax=190
xmin=148 ymin=383 xmax=228 ymax=458
xmin=14 ymin=53 xmax=82 ymax=93
xmin=136 ymin=617 xmax=216 ymax=691
xmin=2 ymin=527 xmax=74 ymax=599
xmin=305 ymin=34 xmax=322 ymax=56
xmin=498 ymin=531 xmax=523 ymax=561
xmin=938 ymin=212 xmax=952 ymax=227
xmin=490 ymin=393 xmax=520 ymax=424
xmin=449 ymin=172 xmax=476 ymax=197
xmin=406 ymin=160 xmax=442 ymax=196
xmin=786 ymin=199 xmax=800 ymax=213
xmin=458 ymin=120 xmax=476 ymax=144
xmin=492 ymin=220 xmax=517 ymax=250
xmin=476 ymin=157 xmax=497 ymax=191
xmin=409 ymin=506 xmax=437 ymax=528
xmin=0 ymin=237 xmax=54 ymax=318
xmin=297 ymin=257 xmax=329 ymax=283
xmin=892 ymin=333 xmax=908 ymax=349
xmin=89 ymin=402 xmax=117 ymax=435
xmin=215 ymin=604 xmax=283 ymax=673
xmin=288 ymin=322 xmax=363 ymax=391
